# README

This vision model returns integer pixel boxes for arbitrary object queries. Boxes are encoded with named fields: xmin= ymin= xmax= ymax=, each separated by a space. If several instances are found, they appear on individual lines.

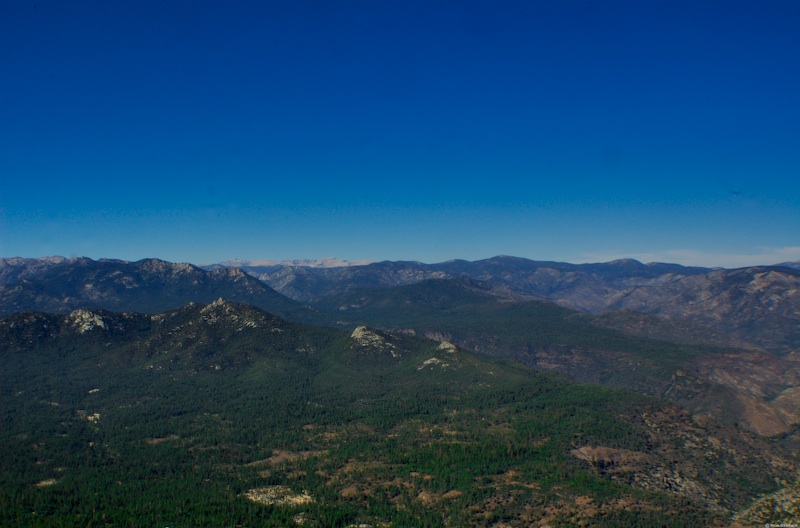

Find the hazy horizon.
xmin=4 ymin=250 xmax=799 ymax=270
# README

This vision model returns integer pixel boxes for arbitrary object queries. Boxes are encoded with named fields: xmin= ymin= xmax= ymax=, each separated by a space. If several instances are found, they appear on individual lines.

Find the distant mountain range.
xmin=209 ymin=257 xmax=374 ymax=269
xmin=203 ymin=255 xmax=800 ymax=356
xmin=3 ymin=255 xmax=798 ymax=356
xmin=777 ymin=260 xmax=800 ymax=270
xmin=0 ymin=256 xmax=321 ymax=324
xmin=205 ymin=256 xmax=712 ymax=304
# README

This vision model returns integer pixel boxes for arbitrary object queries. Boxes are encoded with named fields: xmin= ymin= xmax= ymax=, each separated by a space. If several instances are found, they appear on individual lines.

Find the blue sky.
xmin=2 ymin=1 xmax=799 ymax=267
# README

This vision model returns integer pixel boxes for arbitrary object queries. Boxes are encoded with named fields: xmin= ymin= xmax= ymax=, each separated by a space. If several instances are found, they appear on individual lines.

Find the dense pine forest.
xmin=1 ymin=301 xmax=793 ymax=526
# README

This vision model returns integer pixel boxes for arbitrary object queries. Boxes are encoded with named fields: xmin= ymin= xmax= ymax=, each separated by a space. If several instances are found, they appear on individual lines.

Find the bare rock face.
xmin=736 ymin=481 xmax=800 ymax=525
xmin=350 ymin=326 xmax=400 ymax=358
xmin=607 ymin=267 xmax=800 ymax=355
xmin=244 ymin=486 xmax=313 ymax=506
xmin=773 ymin=386 xmax=800 ymax=424
xmin=67 ymin=309 xmax=108 ymax=334
xmin=572 ymin=406 xmax=797 ymax=514
xmin=350 ymin=325 xmax=383 ymax=345
xmin=571 ymin=446 xmax=653 ymax=469
xmin=693 ymin=351 xmax=800 ymax=436
xmin=572 ymin=444 xmax=713 ymax=509
xmin=436 ymin=341 xmax=458 ymax=353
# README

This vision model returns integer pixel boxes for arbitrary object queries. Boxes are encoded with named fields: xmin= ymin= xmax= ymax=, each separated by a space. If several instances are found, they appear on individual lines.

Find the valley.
xmin=1 ymin=256 xmax=799 ymax=526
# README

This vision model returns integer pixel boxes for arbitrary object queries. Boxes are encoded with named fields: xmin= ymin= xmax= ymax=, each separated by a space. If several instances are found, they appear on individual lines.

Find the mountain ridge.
xmin=3 ymin=254 xmax=798 ymax=356
xmin=0 ymin=256 xmax=322 ymax=325
xmin=201 ymin=255 xmax=800 ymax=356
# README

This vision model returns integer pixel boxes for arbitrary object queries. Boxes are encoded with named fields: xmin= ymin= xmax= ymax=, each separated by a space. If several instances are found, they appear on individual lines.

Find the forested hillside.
xmin=1 ymin=300 xmax=795 ymax=526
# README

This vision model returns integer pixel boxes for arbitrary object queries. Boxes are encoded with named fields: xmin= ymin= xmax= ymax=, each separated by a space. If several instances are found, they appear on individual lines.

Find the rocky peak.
xmin=436 ymin=341 xmax=458 ymax=353
xmin=67 ymin=309 xmax=108 ymax=334
xmin=202 ymin=297 xmax=234 ymax=310
xmin=351 ymin=325 xmax=383 ymax=345
xmin=136 ymin=258 xmax=196 ymax=274
xmin=218 ymin=267 xmax=247 ymax=279
xmin=350 ymin=326 xmax=399 ymax=357
xmin=200 ymin=297 xmax=243 ymax=319
xmin=198 ymin=298 xmax=266 ymax=330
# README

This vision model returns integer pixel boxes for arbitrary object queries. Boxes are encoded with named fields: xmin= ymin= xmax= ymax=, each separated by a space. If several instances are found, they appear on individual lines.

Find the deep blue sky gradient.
xmin=2 ymin=1 xmax=799 ymax=266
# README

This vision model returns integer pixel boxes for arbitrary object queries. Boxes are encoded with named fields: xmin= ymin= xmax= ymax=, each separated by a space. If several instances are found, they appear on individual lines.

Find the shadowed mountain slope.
xmin=211 ymin=256 xmax=711 ymax=307
xmin=605 ymin=266 xmax=800 ymax=355
xmin=214 ymin=256 xmax=800 ymax=355
xmin=312 ymin=277 xmax=800 ymax=438
xmin=0 ymin=257 xmax=321 ymax=324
